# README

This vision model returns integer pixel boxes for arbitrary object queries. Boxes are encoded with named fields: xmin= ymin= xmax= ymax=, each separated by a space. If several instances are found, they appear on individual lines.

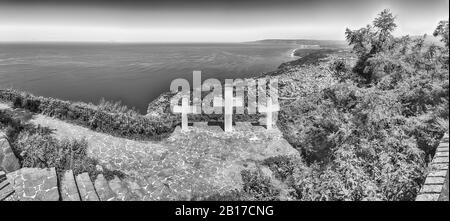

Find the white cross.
xmin=258 ymin=97 xmax=280 ymax=130
xmin=213 ymin=86 xmax=243 ymax=132
xmin=173 ymin=97 xmax=194 ymax=131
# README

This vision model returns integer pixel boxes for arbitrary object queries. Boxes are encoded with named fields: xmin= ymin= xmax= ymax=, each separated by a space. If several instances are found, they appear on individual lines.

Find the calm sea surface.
xmin=0 ymin=43 xmax=297 ymax=113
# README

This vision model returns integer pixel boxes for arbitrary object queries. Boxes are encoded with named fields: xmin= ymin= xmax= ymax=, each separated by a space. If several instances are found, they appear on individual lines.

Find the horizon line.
xmin=0 ymin=38 xmax=347 ymax=44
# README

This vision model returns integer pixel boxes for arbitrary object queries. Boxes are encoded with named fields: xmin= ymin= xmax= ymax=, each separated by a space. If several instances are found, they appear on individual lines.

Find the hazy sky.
xmin=0 ymin=0 xmax=448 ymax=42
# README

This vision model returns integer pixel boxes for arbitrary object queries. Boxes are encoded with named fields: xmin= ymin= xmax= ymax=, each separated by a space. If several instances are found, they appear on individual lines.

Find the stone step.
xmin=2 ymin=192 xmax=18 ymax=201
xmin=75 ymin=173 xmax=99 ymax=201
xmin=436 ymin=142 xmax=449 ymax=152
xmin=420 ymin=184 xmax=443 ymax=193
xmin=94 ymin=174 xmax=116 ymax=201
xmin=60 ymin=170 xmax=81 ymax=201
xmin=416 ymin=193 xmax=440 ymax=201
xmin=0 ymin=179 xmax=15 ymax=201
xmin=0 ymin=170 xmax=6 ymax=181
xmin=416 ymin=133 xmax=449 ymax=201
xmin=1 ymin=171 xmax=14 ymax=201
xmin=433 ymin=157 xmax=449 ymax=163
xmin=6 ymin=167 xmax=59 ymax=201
xmin=435 ymin=151 xmax=449 ymax=157
xmin=1 ymin=169 xmax=17 ymax=201
xmin=424 ymin=176 xmax=446 ymax=185
xmin=431 ymin=163 xmax=449 ymax=170
xmin=0 ymin=175 xmax=9 ymax=189
xmin=428 ymin=170 xmax=448 ymax=177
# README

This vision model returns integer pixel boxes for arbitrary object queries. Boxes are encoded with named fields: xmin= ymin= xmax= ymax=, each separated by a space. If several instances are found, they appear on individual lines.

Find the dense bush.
xmin=16 ymin=132 xmax=92 ymax=174
xmin=0 ymin=89 xmax=178 ymax=141
xmin=272 ymin=10 xmax=449 ymax=201
xmin=1 ymin=109 xmax=51 ymax=154
xmin=240 ymin=169 xmax=280 ymax=201
xmin=15 ymin=131 xmax=125 ymax=181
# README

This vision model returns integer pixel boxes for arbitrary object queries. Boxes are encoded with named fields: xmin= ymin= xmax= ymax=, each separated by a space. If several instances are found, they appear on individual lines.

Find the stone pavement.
xmin=31 ymin=113 xmax=299 ymax=200
xmin=1 ymin=101 xmax=299 ymax=200
xmin=0 ymin=170 xmax=15 ymax=200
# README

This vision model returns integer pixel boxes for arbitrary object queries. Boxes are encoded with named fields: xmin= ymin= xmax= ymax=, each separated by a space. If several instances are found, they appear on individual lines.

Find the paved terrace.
xmin=1 ymin=102 xmax=299 ymax=201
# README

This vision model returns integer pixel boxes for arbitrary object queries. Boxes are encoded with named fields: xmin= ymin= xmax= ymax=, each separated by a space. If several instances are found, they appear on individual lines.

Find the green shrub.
xmin=199 ymin=169 xmax=281 ymax=201
xmin=240 ymin=169 xmax=280 ymax=201
xmin=0 ymin=88 xmax=178 ymax=141
xmin=273 ymin=10 xmax=448 ymax=201
xmin=16 ymin=132 xmax=89 ymax=176
xmin=1 ymin=109 xmax=51 ymax=148
xmin=98 ymin=98 xmax=141 ymax=116
xmin=13 ymin=131 xmax=123 ymax=181
xmin=12 ymin=97 xmax=22 ymax=109
xmin=2 ymin=108 xmax=125 ymax=181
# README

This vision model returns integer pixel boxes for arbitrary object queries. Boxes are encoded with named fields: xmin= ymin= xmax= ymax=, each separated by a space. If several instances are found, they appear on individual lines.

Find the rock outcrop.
xmin=0 ymin=132 xmax=20 ymax=173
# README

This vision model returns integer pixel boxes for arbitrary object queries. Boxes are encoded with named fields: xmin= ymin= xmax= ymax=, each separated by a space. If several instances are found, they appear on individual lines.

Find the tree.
xmin=433 ymin=20 xmax=449 ymax=49
xmin=345 ymin=9 xmax=398 ymax=83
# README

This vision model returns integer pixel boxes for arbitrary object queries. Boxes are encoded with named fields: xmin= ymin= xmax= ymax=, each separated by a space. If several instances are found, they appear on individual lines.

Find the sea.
xmin=0 ymin=43 xmax=298 ymax=113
